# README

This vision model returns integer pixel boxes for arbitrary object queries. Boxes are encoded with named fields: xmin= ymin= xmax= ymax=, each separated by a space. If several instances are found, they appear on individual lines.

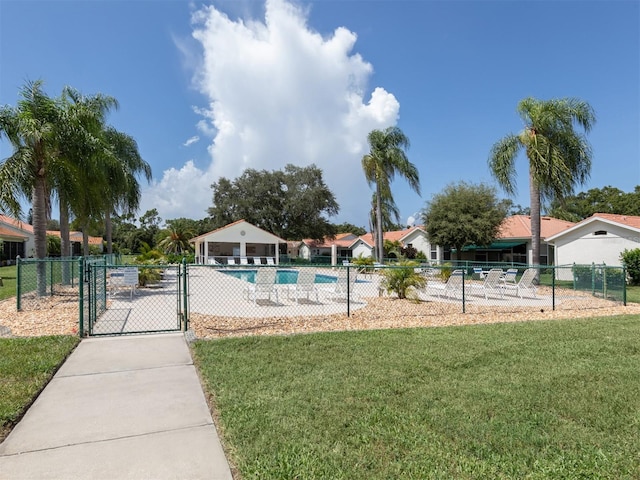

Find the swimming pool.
xmin=219 ymin=269 xmax=337 ymax=284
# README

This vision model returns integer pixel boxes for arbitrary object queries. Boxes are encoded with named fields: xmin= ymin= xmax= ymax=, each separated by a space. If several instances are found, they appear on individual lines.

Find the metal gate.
xmin=86 ymin=263 xmax=187 ymax=336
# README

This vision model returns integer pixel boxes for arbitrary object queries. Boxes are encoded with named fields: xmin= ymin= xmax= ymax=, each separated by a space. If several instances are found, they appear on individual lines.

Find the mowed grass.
xmin=192 ymin=316 xmax=640 ymax=479
xmin=0 ymin=336 xmax=79 ymax=440
xmin=0 ymin=265 xmax=17 ymax=301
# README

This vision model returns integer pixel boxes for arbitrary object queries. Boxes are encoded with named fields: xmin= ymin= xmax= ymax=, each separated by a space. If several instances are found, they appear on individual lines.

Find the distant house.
xmin=299 ymin=233 xmax=358 ymax=261
xmin=190 ymin=219 xmax=287 ymax=264
xmin=0 ymin=214 xmax=103 ymax=262
xmin=350 ymin=227 xmax=431 ymax=260
xmin=450 ymin=215 xmax=576 ymax=265
xmin=546 ymin=213 xmax=640 ymax=274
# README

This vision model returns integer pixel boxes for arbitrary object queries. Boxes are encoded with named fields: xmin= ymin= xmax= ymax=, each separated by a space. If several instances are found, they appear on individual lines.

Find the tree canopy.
xmin=489 ymin=96 xmax=595 ymax=266
xmin=207 ymin=164 xmax=339 ymax=240
xmin=422 ymin=182 xmax=508 ymax=260
xmin=362 ymin=127 xmax=420 ymax=260
xmin=549 ymin=185 xmax=640 ymax=221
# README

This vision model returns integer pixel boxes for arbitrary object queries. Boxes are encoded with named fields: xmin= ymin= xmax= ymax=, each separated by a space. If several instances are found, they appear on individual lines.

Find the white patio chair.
xmin=503 ymin=268 xmax=538 ymax=298
xmin=468 ymin=268 xmax=505 ymax=299
xmin=266 ymin=257 xmax=275 ymax=265
xmin=245 ymin=267 xmax=279 ymax=305
xmin=429 ymin=269 xmax=464 ymax=299
xmin=240 ymin=257 xmax=249 ymax=266
xmin=227 ymin=258 xmax=237 ymax=266
xmin=320 ymin=269 xmax=358 ymax=302
xmin=501 ymin=268 xmax=518 ymax=287
xmin=287 ymin=268 xmax=319 ymax=303
xmin=253 ymin=257 xmax=263 ymax=265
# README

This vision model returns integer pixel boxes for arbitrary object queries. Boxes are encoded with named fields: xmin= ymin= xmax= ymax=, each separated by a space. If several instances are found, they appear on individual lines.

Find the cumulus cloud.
xmin=139 ymin=161 xmax=213 ymax=221
xmin=183 ymin=135 xmax=200 ymax=147
xmin=147 ymin=0 xmax=400 ymax=224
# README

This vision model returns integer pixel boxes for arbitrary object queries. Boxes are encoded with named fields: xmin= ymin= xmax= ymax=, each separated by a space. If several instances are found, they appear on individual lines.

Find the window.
xmin=430 ymin=244 xmax=437 ymax=261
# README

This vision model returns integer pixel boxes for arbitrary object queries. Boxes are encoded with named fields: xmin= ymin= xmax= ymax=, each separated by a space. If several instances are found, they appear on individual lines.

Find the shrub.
xmin=380 ymin=261 xmax=426 ymax=300
xmin=439 ymin=262 xmax=454 ymax=282
xmin=621 ymin=248 xmax=640 ymax=285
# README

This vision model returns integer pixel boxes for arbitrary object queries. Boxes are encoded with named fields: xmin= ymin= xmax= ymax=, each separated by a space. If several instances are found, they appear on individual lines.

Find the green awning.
xmin=461 ymin=241 xmax=526 ymax=251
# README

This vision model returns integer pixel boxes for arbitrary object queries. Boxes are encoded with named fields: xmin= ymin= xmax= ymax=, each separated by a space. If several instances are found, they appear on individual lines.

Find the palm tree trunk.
xmin=376 ymin=186 xmax=384 ymax=261
xmin=59 ymin=194 xmax=71 ymax=284
xmin=32 ymin=177 xmax=48 ymax=296
xmin=105 ymin=210 xmax=113 ymax=255
xmin=529 ymin=167 xmax=541 ymax=268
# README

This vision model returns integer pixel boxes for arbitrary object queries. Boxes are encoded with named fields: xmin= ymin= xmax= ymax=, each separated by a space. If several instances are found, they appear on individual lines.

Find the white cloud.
xmin=148 ymin=0 xmax=400 ymax=224
xmin=183 ymin=135 xmax=200 ymax=147
xmin=195 ymin=0 xmax=401 ymax=221
xmin=139 ymin=161 xmax=213 ymax=221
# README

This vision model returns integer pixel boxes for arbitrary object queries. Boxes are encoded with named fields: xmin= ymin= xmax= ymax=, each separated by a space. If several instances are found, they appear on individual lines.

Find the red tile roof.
xmin=0 ymin=214 xmax=34 ymax=234
xmin=589 ymin=213 xmax=640 ymax=229
xmin=355 ymin=226 xmax=425 ymax=247
xmin=497 ymin=215 xmax=575 ymax=240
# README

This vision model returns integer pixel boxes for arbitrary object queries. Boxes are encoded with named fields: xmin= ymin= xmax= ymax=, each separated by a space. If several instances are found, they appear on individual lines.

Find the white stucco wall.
xmin=552 ymin=221 xmax=640 ymax=280
xmin=351 ymin=241 xmax=373 ymax=259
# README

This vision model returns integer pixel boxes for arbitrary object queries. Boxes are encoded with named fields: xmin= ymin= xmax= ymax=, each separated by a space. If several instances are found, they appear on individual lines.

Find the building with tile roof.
xmin=0 ymin=214 xmax=103 ymax=262
xmin=190 ymin=219 xmax=287 ymax=265
xmin=546 ymin=213 xmax=640 ymax=278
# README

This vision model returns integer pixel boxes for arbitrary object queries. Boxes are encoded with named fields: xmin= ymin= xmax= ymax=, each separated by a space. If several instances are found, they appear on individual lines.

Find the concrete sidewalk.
xmin=0 ymin=333 xmax=233 ymax=480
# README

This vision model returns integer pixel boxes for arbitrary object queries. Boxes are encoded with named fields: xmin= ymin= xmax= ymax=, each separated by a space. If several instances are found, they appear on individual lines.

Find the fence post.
xmin=78 ymin=257 xmax=84 ymax=337
xmin=182 ymin=257 xmax=189 ymax=331
xmin=347 ymin=265 xmax=351 ymax=317
xmin=462 ymin=272 xmax=466 ymax=314
xmin=552 ymin=266 xmax=556 ymax=310
xmin=591 ymin=262 xmax=595 ymax=295
xmin=602 ymin=262 xmax=607 ymax=300
xmin=623 ymin=266 xmax=627 ymax=306
xmin=16 ymin=256 xmax=22 ymax=311
xmin=49 ymin=259 xmax=54 ymax=296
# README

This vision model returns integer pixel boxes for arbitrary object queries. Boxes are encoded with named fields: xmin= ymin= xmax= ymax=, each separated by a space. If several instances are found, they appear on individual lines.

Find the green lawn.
xmin=0 ymin=335 xmax=79 ymax=441
xmin=192 ymin=316 xmax=640 ymax=479
xmin=0 ymin=265 xmax=17 ymax=301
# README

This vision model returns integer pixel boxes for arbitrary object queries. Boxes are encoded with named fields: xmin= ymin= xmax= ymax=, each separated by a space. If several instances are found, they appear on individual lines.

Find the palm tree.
xmin=362 ymin=127 xmax=420 ymax=261
xmin=56 ymin=86 xmax=118 ymax=258
xmin=100 ymin=127 xmax=151 ymax=255
xmin=489 ymin=97 xmax=595 ymax=266
xmin=157 ymin=220 xmax=196 ymax=255
xmin=0 ymin=80 xmax=62 ymax=294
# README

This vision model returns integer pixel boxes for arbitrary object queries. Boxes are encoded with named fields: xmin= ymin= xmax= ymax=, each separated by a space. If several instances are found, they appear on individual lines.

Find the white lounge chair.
xmin=227 ymin=258 xmax=237 ymax=266
xmin=253 ymin=257 xmax=263 ymax=265
xmin=240 ymin=257 xmax=249 ymax=266
xmin=245 ymin=267 xmax=279 ymax=305
xmin=207 ymin=257 xmax=220 ymax=266
xmin=503 ymin=268 xmax=538 ymax=298
xmin=287 ymin=268 xmax=319 ymax=303
xmin=320 ymin=269 xmax=357 ymax=302
xmin=501 ymin=268 xmax=518 ymax=286
xmin=468 ymin=268 xmax=505 ymax=299
xmin=266 ymin=257 xmax=275 ymax=265
xmin=429 ymin=269 xmax=464 ymax=299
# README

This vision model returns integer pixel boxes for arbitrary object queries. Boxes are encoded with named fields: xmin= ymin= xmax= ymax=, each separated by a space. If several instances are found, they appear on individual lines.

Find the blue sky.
xmin=1 ymin=0 xmax=638 ymax=230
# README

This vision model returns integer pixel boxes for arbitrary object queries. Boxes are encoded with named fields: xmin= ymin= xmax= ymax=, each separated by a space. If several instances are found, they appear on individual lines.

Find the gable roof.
xmin=497 ymin=215 xmax=575 ymax=240
xmin=0 ymin=225 xmax=29 ymax=240
xmin=302 ymin=232 xmax=358 ymax=249
xmin=353 ymin=226 xmax=426 ymax=248
xmin=0 ymin=214 xmax=34 ymax=235
xmin=546 ymin=212 xmax=640 ymax=242
xmin=190 ymin=219 xmax=286 ymax=244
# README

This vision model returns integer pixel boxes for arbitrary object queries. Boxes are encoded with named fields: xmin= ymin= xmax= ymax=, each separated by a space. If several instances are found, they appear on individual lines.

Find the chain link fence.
xmin=11 ymin=258 xmax=630 ymax=338
xmin=186 ymin=263 xmax=628 ymax=338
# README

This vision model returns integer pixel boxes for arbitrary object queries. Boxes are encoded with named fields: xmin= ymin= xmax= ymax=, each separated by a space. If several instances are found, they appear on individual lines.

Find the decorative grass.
xmin=0 ymin=335 xmax=79 ymax=440
xmin=193 ymin=316 xmax=640 ymax=479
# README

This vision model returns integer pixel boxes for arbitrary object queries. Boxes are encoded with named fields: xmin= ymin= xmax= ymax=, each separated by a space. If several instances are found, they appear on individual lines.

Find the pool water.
xmin=220 ymin=269 xmax=337 ymax=284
